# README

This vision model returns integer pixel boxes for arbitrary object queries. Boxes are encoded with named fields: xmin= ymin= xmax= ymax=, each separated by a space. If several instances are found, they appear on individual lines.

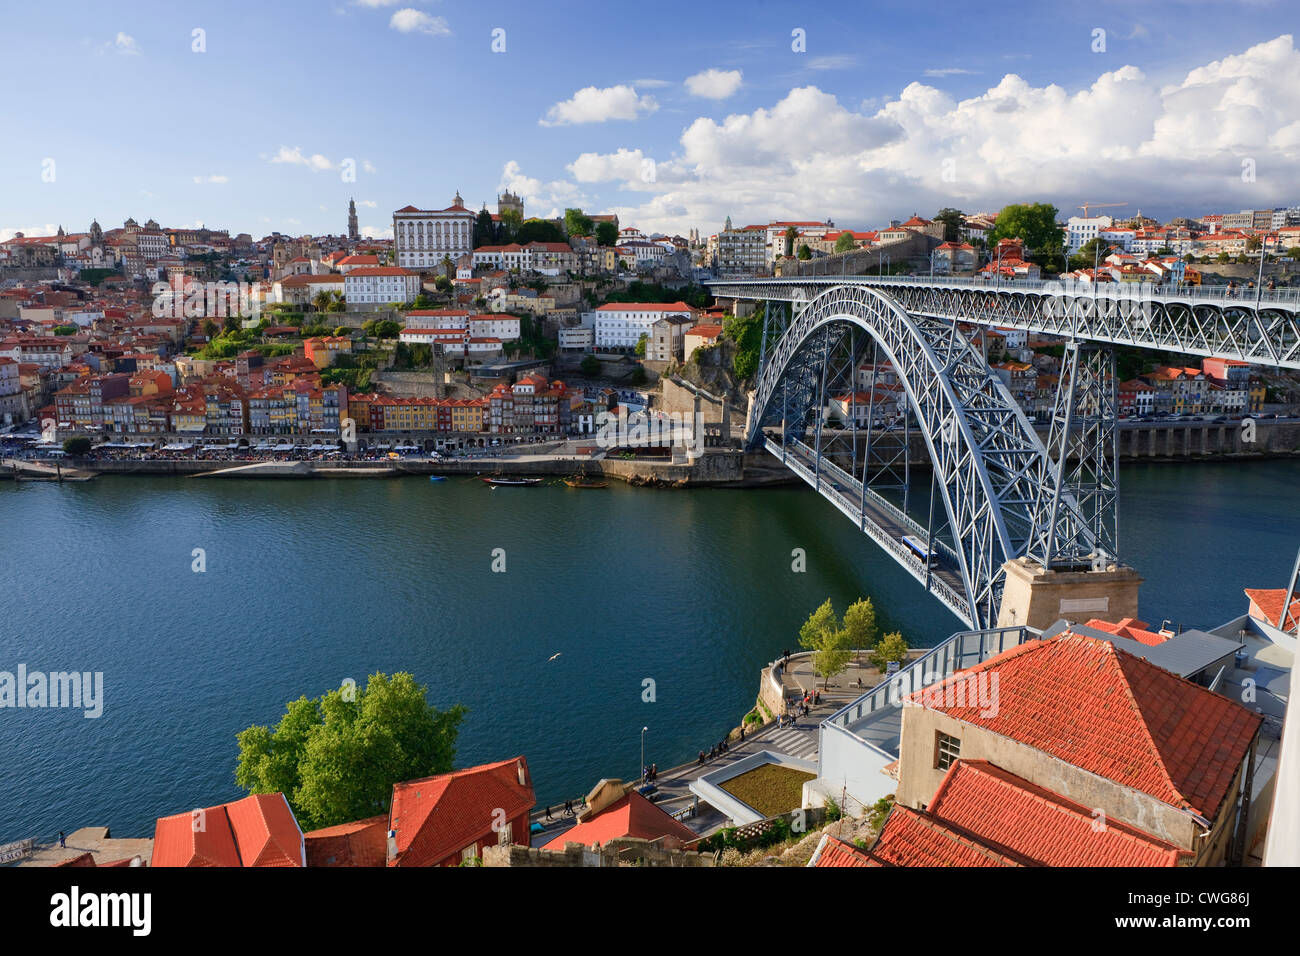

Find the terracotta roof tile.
xmin=907 ymin=632 xmax=1262 ymax=818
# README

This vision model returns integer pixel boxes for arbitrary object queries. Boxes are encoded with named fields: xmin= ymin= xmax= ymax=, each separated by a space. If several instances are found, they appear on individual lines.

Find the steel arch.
xmin=749 ymin=285 xmax=1097 ymax=627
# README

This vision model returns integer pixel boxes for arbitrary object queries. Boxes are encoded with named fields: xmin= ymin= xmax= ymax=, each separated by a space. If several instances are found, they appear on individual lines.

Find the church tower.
xmin=347 ymin=198 xmax=359 ymax=240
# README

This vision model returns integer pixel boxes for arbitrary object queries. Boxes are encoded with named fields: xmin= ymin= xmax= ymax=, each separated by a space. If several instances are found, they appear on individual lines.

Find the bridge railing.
xmin=804 ymin=446 xmax=962 ymax=566
xmin=771 ymin=439 xmax=971 ymax=621
xmin=713 ymin=273 xmax=1300 ymax=307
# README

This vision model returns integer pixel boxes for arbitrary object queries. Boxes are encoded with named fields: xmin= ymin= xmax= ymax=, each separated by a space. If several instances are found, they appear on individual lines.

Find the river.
xmin=1 ymin=459 xmax=1297 ymax=842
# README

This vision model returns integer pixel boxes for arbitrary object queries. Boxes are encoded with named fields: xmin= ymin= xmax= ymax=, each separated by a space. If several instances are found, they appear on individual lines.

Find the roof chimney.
xmin=387 ymin=829 xmax=398 ymax=862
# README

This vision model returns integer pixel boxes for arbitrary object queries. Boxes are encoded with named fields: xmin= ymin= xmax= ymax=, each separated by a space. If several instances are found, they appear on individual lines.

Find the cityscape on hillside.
xmin=1 ymin=1 xmax=1297 ymax=933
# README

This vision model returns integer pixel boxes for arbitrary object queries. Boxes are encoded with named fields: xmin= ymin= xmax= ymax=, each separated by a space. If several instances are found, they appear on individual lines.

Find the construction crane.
xmin=1077 ymin=201 xmax=1127 ymax=219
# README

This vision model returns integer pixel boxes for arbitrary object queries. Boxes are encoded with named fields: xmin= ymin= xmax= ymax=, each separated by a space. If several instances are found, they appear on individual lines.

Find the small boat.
xmin=428 ymin=475 xmax=447 ymax=482
xmin=480 ymin=475 xmax=543 ymax=486
xmin=564 ymin=475 xmax=608 ymax=488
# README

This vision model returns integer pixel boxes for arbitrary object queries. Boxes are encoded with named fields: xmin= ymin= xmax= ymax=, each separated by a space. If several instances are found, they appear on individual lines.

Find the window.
xmin=498 ymin=821 xmax=512 ymax=846
xmin=460 ymin=843 xmax=478 ymax=862
xmin=935 ymin=731 xmax=961 ymax=770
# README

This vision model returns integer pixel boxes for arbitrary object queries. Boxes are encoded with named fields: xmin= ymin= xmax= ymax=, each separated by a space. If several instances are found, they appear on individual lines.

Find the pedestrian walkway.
xmin=761 ymin=723 xmax=819 ymax=760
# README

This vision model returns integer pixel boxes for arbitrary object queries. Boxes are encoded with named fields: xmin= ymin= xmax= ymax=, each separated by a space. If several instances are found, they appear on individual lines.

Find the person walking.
xmin=58 ymin=831 xmax=66 ymax=849
xmin=545 ymin=806 xmax=553 ymax=821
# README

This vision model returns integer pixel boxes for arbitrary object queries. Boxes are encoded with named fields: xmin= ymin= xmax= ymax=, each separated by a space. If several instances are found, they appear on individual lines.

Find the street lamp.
xmin=1255 ymin=233 xmax=1273 ymax=310
xmin=640 ymin=726 xmax=649 ymax=781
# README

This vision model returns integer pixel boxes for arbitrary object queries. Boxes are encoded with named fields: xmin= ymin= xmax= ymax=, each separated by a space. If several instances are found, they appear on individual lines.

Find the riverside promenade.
xmin=528 ymin=650 xmax=900 ymax=846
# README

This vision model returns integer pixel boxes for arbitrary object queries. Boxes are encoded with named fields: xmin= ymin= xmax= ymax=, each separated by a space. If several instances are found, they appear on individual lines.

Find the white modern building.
xmin=393 ymin=192 xmax=476 ymax=269
xmin=1065 ymin=215 xmax=1114 ymax=253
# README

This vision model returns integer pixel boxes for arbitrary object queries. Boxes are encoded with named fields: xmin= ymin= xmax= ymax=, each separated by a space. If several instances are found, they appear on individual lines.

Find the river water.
xmin=1 ymin=459 xmax=1296 ymax=842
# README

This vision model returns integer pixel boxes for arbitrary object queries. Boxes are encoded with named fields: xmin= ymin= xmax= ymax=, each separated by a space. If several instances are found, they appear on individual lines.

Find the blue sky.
xmin=1 ymin=0 xmax=1297 ymax=240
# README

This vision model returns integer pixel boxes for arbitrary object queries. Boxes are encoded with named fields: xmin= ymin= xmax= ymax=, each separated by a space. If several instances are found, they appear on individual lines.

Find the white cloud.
xmin=685 ymin=68 xmax=743 ymax=99
xmin=389 ymin=9 xmax=450 ymax=36
xmin=568 ymin=148 xmax=650 ymax=184
xmin=549 ymin=35 xmax=1300 ymax=236
xmin=540 ymin=85 xmax=658 ymax=126
xmin=499 ymin=160 xmax=587 ymax=211
xmin=362 ymin=159 xmax=377 ymax=174
xmin=358 ymin=199 xmax=378 ymax=208
xmin=923 ymin=68 xmax=978 ymax=77
xmin=113 ymin=33 xmax=140 ymax=56
xmin=0 ymin=224 xmax=57 ymax=242
xmin=361 ymin=225 xmax=393 ymax=240
xmin=192 ymin=174 xmax=229 ymax=184
xmin=633 ymin=78 xmax=672 ymax=89
xmin=355 ymin=0 xmax=403 ymax=5
xmin=268 ymin=146 xmax=334 ymax=171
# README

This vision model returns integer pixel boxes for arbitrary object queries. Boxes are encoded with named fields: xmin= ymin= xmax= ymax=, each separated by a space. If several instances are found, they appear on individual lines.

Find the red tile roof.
xmin=1085 ymin=617 xmax=1170 ymax=647
xmin=151 ymin=793 xmax=304 ymax=867
xmin=813 ymin=835 xmax=882 ymax=867
xmin=388 ymin=757 xmax=534 ymax=867
xmin=870 ymin=805 xmax=1018 ymax=866
xmin=542 ymin=790 xmax=698 ymax=850
xmin=1245 ymin=588 xmax=1300 ymax=631
xmin=926 ymin=760 xmax=1187 ymax=866
xmin=304 ymin=815 xmax=388 ymax=867
xmin=908 ymin=632 xmax=1262 ymax=818
xmin=595 ymin=301 xmax=693 ymax=312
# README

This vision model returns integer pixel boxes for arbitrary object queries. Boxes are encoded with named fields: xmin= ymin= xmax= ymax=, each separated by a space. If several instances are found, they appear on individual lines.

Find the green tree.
xmin=724 ymin=306 xmax=762 ymax=381
xmin=580 ymin=355 xmax=601 ymax=376
xmin=1069 ymin=237 xmax=1111 ymax=272
xmin=797 ymin=244 xmax=812 ymax=260
xmin=223 ymin=313 xmax=241 ymax=334
xmin=842 ymin=598 xmax=878 ymax=652
xmin=564 ymin=208 xmax=594 ymax=238
xmin=634 ymin=333 xmax=648 ymax=357
xmin=374 ymin=319 xmax=402 ymax=338
xmin=62 ymin=436 xmax=92 ymax=456
xmin=202 ymin=318 xmax=219 ymax=339
xmin=988 ymin=202 xmax=1064 ymax=254
xmin=235 ymin=672 xmax=467 ymax=831
xmin=52 ymin=324 xmax=78 ymax=336
xmin=834 ymin=232 xmax=857 ymax=253
xmin=473 ymin=208 xmax=496 ymax=248
xmin=516 ymin=219 xmax=565 ymax=244
xmin=933 ymin=208 xmax=965 ymax=243
xmin=783 ymin=225 xmax=798 ymax=258
xmin=869 ymin=632 xmax=909 ymax=672
xmin=595 ymin=221 xmax=619 ymax=246
xmin=798 ymin=599 xmax=853 ymax=689
xmin=433 ymin=275 xmax=452 ymax=292
xmin=332 ymin=326 xmax=350 ymax=337
xmin=497 ymin=208 xmax=523 ymax=243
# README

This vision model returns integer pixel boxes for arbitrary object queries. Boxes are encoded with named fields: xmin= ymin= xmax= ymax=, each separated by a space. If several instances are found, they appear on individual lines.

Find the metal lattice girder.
xmin=1031 ymin=343 xmax=1119 ymax=567
xmin=747 ymin=284 xmax=1097 ymax=629
xmin=710 ymin=276 xmax=1300 ymax=370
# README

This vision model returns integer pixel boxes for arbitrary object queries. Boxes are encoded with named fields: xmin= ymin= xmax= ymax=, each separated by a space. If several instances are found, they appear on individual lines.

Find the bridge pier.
xmin=995 ymin=557 xmax=1143 ymax=631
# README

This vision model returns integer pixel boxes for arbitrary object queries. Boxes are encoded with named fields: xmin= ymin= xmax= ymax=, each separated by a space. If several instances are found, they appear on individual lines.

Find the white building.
xmin=1065 ymin=215 xmax=1114 ymax=253
xmin=393 ymin=192 xmax=476 ymax=269
xmin=588 ymin=301 xmax=695 ymax=351
xmin=343 ymin=267 xmax=421 ymax=308
xmin=468 ymin=315 xmax=521 ymax=341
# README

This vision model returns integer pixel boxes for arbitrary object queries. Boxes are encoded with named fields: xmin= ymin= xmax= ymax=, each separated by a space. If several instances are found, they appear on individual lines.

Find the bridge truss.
xmin=746 ymin=284 xmax=1101 ymax=628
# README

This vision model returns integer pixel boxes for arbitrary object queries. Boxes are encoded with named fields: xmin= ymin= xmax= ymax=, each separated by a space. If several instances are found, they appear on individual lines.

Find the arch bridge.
xmin=709 ymin=276 xmax=1300 ymax=629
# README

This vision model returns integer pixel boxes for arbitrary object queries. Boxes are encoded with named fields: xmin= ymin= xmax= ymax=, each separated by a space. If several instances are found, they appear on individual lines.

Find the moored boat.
xmin=480 ymin=475 xmax=543 ymax=486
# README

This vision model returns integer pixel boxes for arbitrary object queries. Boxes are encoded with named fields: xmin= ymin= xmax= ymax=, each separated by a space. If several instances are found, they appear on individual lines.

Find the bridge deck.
xmin=766 ymin=437 xmax=971 ymax=626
